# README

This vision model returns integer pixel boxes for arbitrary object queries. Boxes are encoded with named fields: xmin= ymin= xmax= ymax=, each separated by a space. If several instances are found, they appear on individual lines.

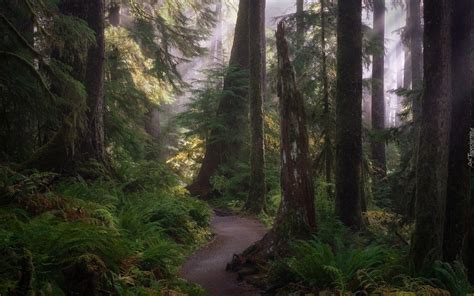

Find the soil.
xmin=181 ymin=210 xmax=268 ymax=296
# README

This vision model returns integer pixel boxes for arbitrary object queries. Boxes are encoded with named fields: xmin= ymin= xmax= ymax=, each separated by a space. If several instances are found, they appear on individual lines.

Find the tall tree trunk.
xmin=395 ymin=41 xmax=403 ymax=127
xmin=466 ymin=3 xmax=474 ymax=283
xmin=187 ymin=0 xmax=250 ymax=198
xmin=294 ymin=0 xmax=304 ymax=77
xmin=335 ymin=0 xmax=364 ymax=231
xmin=228 ymin=24 xmax=315 ymax=269
xmin=296 ymin=0 xmax=304 ymax=50
xmin=244 ymin=0 xmax=266 ymax=214
xmin=81 ymin=0 xmax=106 ymax=162
xmin=443 ymin=0 xmax=471 ymax=263
xmin=320 ymin=0 xmax=332 ymax=197
xmin=210 ymin=0 xmax=223 ymax=63
xmin=410 ymin=0 xmax=452 ymax=271
xmin=371 ymin=0 xmax=386 ymax=177
xmin=272 ymin=21 xmax=316 ymax=244
xmin=410 ymin=0 xmax=422 ymax=122
xmin=403 ymin=1 xmax=412 ymax=90
xmin=404 ymin=0 xmax=423 ymax=222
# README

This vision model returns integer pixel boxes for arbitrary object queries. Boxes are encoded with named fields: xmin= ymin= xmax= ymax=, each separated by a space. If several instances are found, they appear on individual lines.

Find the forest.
xmin=0 ymin=0 xmax=473 ymax=295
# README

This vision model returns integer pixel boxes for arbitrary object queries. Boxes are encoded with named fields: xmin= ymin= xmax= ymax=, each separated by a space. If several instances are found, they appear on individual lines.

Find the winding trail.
xmin=181 ymin=210 xmax=267 ymax=296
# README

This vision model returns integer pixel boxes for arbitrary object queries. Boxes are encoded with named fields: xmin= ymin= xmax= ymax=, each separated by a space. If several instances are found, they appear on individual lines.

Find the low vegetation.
xmin=0 ymin=163 xmax=211 ymax=295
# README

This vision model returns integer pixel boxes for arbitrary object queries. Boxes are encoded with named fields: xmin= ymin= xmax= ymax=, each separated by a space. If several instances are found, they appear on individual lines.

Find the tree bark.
xmin=403 ymin=1 xmax=412 ymax=90
xmin=296 ymin=0 xmax=304 ymax=51
xmin=81 ymin=0 xmax=106 ymax=163
xmin=466 ymin=3 xmax=474 ymax=284
xmin=443 ymin=0 xmax=471 ymax=263
xmin=187 ymin=0 xmax=250 ymax=198
xmin=244 ymin=0 xmax=266 ymax=214
xmin=370 ymin=0 xmax=386 ymax=177
xmin=409 ymin=0 xmax=422 ymax=121
xmin=403 ymin=0 xmax=423 ymax=222
xmin=272 ymin=21 xmax=316 ymax=242
xmin=410 ymin=0 xmax=452 ymax=271
xmin=320 ymin=0 xmax=332 ymax=197
xmin=231 ymin=24 xmax=315 ymax=265
xmin=335 ymin=0 xmax=364 ymax=231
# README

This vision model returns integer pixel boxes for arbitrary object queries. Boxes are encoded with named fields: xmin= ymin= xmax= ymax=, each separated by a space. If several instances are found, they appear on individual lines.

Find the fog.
xmin=171 ymin=0 xmax=406 ymax=129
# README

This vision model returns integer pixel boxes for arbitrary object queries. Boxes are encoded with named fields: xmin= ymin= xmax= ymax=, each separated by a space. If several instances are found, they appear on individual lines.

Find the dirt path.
xmin=181 ymin=211 xmax=267 ymax=296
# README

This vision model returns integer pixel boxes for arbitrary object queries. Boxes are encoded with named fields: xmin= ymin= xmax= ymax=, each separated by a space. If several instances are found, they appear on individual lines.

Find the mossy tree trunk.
xmin=187 ymin=0 xmax=250 ymax=198
xmin=370 ymin=0 xmax=386 ymax=178
xmin=335 ymin=0 xmax=364 ymax=231
xmin=244 ymin=0 xmax=266 ymax=214
xmin=410 ymin=0 xmax=452 ymax=271
xmin=443 ymin=0 xmax=471 ymax=263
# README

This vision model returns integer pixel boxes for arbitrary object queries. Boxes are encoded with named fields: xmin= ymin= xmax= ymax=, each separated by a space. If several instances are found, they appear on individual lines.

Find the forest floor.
xmin=181 ymin=209 xmax=267 ymax=296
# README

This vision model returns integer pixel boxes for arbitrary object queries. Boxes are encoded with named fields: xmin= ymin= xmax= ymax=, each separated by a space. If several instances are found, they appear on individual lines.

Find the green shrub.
xmin=0 ymin=166 xmax=213 ymax=295
xmin=285 ymin=238 xmax=390 ymax=292
xmin=430 ymin=261 xmax=472 ymax=296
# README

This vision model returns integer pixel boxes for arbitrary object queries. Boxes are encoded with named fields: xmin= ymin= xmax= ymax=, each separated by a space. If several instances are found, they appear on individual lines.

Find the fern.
xmin=431 ymin=261 xmax=472 ymax=296
xmin=286 ymin=238 xmax=390 ymax=292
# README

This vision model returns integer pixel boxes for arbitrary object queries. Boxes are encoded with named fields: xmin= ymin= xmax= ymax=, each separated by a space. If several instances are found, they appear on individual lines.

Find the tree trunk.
xmin=443 ymin=0 xmax=472 ymax=263
xmin=335 ymin=0 xmax=364 ymax=231
xmin=403 ymin=1 xmax=412 ymax=90
xmin=370 ymin=0 xmax=386 ymax=177
xmin=410 ymin=0 xmax=452 ymax=271
xmin=403 ymin=0 xmax=423 ymax=222
xmin=466 ymin=3 xmax=474 ymax=283
xmin=187 ymin=0 xmax=250 ymax=198
xmin=296 ymin=0 xmax=304 ymax=50
xmin=272 ymin=21 xmax=316 ymax=243
xmin=244 ymin=0 xmax=266 ymax=214
xmin=395 ymin=41 xmax=403 ymax=127
xmin=320 ymin=0 xmax=332 ymax=197
xmin=294 ymin=0 xmax=304 ymax=77
xmin=230 ymin=23 xmax=315 ymax=266
xmin=81 ymin=0 xmax=106 ymax=163
xmin=410 ymin=0 xmax=422 ymax=122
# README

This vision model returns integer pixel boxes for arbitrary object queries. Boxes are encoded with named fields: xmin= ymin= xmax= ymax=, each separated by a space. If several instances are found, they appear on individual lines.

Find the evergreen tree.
xmin=27 ymin=0 xmax=106 ymax=169
xmin=272 ymin=22 xmax=316 ymax=243
xmin=370 ymin=0 xmax=387 ymax=178
xmin=320 ymin=0 xmax=333 ymax=197
xmin=443 ymin=0 xmax=472 ymax=263
xmin=244 ymin=0 xmax=266 ymax=214
xmin=230 ymin=23 xmax=316 ymax=265
xmin=187 ymin=0 xmax=250 ymax=198
xmin=335 ymin=0 xmax=364 ymax=231
xmin=410 ymin=0 xmax=452 ymax=271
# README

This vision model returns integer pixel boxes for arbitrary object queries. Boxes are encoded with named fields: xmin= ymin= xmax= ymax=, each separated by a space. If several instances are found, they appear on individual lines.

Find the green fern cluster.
xmin=0 ymin=164 xmax=210 ymax=295
xmin=285 ymin=238 xmax=390 ymax=292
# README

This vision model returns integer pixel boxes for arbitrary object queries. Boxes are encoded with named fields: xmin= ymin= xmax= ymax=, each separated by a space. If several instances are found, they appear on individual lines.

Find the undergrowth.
xmin=267 ymin=184 xmax=473 ymax=296
xmin=0 ymin=163 xmax=211 ymax=295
